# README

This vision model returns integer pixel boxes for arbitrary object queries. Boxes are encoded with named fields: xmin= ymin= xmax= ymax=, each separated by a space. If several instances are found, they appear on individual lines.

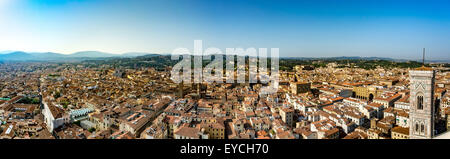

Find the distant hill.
xmin=69 ymin=51 xmax=119 ymax=58
xmin=0 ymin=51 xmax=448 ymax=63
xmin=281 ymin=56 xmax=399 ymax=61
xmin=121 ymin=52 xmax=153 ymax=57
xmin=0 ymin=51 xmax=155 ymax=62
xmin=0 ymin=51 xmax=36 ymax=61
xmin=281 ymin=56 xmax=449 ymax=63
xmin=29 ymin=52 xmax=66 ymax=58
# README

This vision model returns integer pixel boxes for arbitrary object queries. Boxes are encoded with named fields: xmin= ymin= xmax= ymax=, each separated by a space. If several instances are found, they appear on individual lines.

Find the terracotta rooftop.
xmin=414 ymin=66 xmax=433 ymax=71
xmin=392 ymin=126 xmax=409 ymax=135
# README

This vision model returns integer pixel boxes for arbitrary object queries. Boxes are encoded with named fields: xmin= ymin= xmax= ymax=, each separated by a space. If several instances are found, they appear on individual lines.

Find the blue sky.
xmin=0 ymin=0 xmax=449 ymax=60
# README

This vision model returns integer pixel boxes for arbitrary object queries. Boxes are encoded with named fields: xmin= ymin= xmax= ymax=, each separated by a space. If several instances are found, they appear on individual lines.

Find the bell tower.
xmin=409 ymin=48 xmax=435 ymax=139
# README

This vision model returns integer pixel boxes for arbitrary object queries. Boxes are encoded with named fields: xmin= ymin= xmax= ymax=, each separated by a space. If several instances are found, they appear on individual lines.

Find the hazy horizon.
xmin=0 ymin=49 xmax=442 ymax=62
xmin=1 ymin=0 xmax=449 ymax=60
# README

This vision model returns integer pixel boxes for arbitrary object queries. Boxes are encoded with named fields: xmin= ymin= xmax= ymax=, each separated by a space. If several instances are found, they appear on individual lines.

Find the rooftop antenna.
xmin=422 ymin=48 xmax=425 ymax=66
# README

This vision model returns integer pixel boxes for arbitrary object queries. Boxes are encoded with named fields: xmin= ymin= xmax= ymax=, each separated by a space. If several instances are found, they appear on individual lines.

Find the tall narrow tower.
xmin=178 ymin=81 xmax=184 ymax=98
xmin=409 ymin=48 xmax=435 ymax=139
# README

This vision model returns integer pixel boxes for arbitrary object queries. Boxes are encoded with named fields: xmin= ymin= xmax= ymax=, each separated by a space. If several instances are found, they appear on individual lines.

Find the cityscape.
xmin=0 ymin=52 xmax=448 ymax=139
xmin=0 ymin=0 xmax=450 ymax=140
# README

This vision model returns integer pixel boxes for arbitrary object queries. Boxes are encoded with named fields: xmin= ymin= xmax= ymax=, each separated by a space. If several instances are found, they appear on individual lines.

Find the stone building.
xmin=409 ymin=66 xmax=435 ymax=139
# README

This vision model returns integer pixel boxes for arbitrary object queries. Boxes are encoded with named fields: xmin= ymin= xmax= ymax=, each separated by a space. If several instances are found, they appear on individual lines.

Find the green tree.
xmin=88 ymin=128 xmax=96 ymax=133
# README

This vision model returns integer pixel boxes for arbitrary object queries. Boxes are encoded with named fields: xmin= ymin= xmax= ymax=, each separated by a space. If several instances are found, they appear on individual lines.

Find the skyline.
xmin=1 ymin=0 xmax=450 ymax=60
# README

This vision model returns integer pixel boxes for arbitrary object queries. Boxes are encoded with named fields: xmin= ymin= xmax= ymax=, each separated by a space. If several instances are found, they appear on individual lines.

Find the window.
xmin=417 ymin=96 xmax=424 ymax=110
xmin=421 ymin=124 xmax=425 ymax=134
xmin=415 ymin=123 xmax=419 ymax=133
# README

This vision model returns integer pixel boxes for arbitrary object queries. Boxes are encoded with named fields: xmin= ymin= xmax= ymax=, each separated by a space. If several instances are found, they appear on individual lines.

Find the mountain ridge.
xmin=0 ymin=51 xmax=156 ymax=62
xmin=0 ymin=51 xmax=448 ymax=63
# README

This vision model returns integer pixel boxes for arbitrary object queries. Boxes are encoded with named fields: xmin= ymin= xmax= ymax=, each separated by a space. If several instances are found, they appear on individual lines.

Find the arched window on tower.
xmin=421 ymin=124 xmax=425 ymax=134
xmin=417 ymin=96 xmax=423 ymax=110
xmin=415 ymin=123 xmax=419 ymax=133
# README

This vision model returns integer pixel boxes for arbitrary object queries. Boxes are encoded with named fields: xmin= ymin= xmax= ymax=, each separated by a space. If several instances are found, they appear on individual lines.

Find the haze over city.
xmin=0 ymin=0 xmax=449 ymax=60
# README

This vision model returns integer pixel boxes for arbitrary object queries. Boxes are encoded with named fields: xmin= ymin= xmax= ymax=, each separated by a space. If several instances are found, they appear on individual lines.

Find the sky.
xmin=0 ymin=0 xmax=449 ymax=60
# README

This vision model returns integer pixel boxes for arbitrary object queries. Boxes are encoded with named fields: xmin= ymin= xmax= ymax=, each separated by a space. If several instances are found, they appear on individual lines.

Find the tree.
xmin=54 ymin=91 xmax=61 ymax=99
xmin=88 ymin=128 xmax=96 ymax=133
xmin=61 ymin=101 xmax=69 ymax=109
xmin=31 ymin=98 xmax=40 ymax=104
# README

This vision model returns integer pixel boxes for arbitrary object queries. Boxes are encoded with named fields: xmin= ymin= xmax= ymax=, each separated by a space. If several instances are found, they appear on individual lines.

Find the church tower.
xmin=409 ymin=48 xmax=435 ymax=139
xmin=178 ymin=81 xmax=184 ymax=98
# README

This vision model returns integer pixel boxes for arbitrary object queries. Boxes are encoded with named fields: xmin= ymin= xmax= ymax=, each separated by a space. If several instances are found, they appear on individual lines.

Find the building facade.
xmin=409 ymin=67 xmax=435 ymax=139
